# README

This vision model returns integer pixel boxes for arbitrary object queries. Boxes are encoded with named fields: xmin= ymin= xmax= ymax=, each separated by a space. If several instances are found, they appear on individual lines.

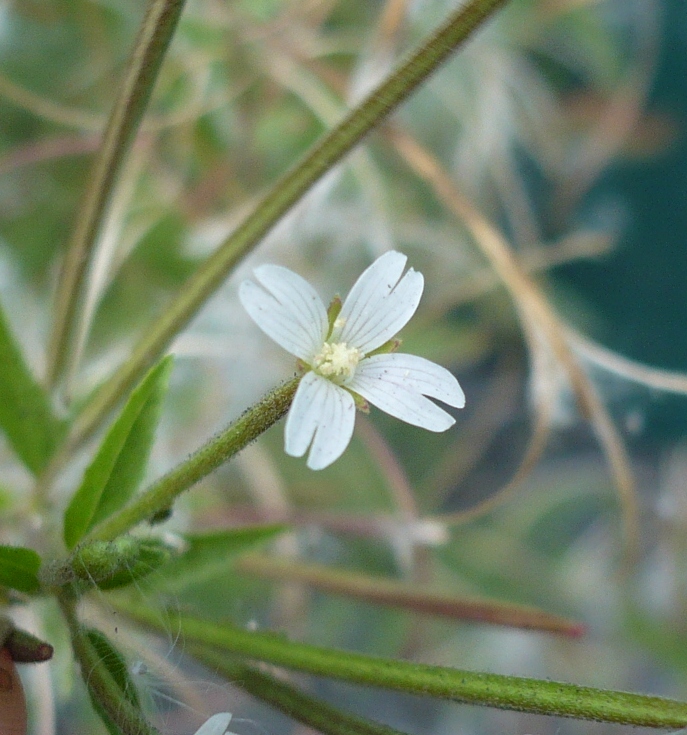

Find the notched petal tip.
xmin=284 ymin=373 xmax=356 ymax=470
xmin=336 ymin=252 xmax=424 ymax=354
xmin=349 ymin=353 xmax=464 ymax=432
xmin=353 ymin=353 xmax=465 ymax=406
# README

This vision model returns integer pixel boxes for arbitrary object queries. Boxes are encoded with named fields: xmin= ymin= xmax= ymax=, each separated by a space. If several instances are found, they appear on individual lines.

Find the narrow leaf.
xmin=88 ymin=358 xmax=173 ymax=529
xmin=151 ymin=524 xmax=285 ymax=593
xmin=85 ymin=628 xmax=142 ymax=735
xmin=64 ymin=356 xmax=173 ymax=549
xmin=0 ymin=301 xmax=66 ymax=474
xmin=86 ymin=629 xmax=141 ymax=708
xmin=0 ymin=545 xmax=41 ymax=594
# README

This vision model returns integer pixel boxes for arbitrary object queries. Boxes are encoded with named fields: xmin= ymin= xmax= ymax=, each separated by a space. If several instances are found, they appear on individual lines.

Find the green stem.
xmin=47 ymin=0 xmax=187 ymax=387
xmin=191 ymin=646 xmax=413 ymax=735
xmin=59 ymin=596 xmax=159 ymax=735
xmin=85 ymin=378 xmax=299 ymax=542
xmin=70 ymin=0 xmax=509 ymax=446
xmin=127 ymin=605 xmax=687 ymax=729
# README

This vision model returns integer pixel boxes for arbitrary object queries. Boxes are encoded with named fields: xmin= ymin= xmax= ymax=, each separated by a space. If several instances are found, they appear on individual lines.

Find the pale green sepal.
xmin=326 ymin=295 xmax=342 ymax=337
xmin=364 ymin=338 xmax=401 ymax=358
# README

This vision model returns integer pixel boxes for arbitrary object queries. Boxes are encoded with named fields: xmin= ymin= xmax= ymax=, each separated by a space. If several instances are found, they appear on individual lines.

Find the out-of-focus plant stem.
xmin=47 ymin=0 xmax=187 ymax=389
xmin=235 ymin=554 xmax=585 ymax=636
xmin=70 ymin=0 xmax=510 ymax=448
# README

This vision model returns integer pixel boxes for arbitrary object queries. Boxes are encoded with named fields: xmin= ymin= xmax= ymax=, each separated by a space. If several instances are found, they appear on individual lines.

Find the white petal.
xmin=193 ymin=713 xmax=232 ymax=735
xmin=239 ymin=265 xmax=328 ymax=361
xmin=254 ymin=265 xmax=329 ymax=346
xmin=348 ymin=354 xmax=463 ymax=431
xmin=334 ymin=251 xmax=424 ymax=354
xmin=285 ymin=372 xmax=356 ymax=470
xmin=352 ymin=353 xmax=465 ymax=407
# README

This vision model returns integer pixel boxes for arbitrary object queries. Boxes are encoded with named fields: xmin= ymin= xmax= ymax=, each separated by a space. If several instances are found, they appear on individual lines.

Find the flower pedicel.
xmin=240 ymin=250 xmax=465 ymax=469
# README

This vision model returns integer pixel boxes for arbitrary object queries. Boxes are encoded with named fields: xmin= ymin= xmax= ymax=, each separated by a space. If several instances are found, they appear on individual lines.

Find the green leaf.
xmin=85 ymin=628 xmax=141 ymax=735
xmin=0 ymin=545 xmax=41 ymax=594
xmin=0 ymin=300 xmax=67 ymax=474
xmin=64 ymin=356 xmax=174 ymax=549
xmin=152 ymin=524 xmax=285 ymax=593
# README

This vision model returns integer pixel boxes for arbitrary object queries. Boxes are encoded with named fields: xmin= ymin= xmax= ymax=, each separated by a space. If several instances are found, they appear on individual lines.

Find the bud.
xmin=5 ymin=629 xmax=53 ymax=664
xmin=72 ymin=538 xmax=139 ymax=585
xmin=71 ymin=537 xmax=173 ymax=590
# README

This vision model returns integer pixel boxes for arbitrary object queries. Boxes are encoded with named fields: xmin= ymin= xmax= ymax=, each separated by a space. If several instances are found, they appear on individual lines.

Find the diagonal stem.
xmin=191 ymin=646 xmax=414 ymax=735
xmin=235 ymin=554 xmax=584 ymax=636
xmin=127 ymin=604 xmax=687 ymax=729
xmin=83 ymin=378 xmax=298 ymax=543
xmin=47 ymin=0 xmax=187 ymax=388
xmin=70 ymin=0 xmax=510 ymax=447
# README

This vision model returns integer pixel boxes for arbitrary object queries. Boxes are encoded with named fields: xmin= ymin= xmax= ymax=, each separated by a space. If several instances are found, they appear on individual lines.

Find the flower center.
xmin=312 ymin=341 xmax=361 ymax=383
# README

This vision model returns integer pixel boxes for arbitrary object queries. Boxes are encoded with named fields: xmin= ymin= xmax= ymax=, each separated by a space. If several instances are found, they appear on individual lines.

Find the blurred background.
xmin=2 ymin=0 xmax=687 ymax=733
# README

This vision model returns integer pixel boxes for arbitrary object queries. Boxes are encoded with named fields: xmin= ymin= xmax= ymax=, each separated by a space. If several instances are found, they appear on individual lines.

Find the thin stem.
xmin=47 ymin=0 xmax=187 ymax=387
xmin=191 ymin=646 xmax=412 ymax=735
xmin=59 ymin=596 xmax=159 ymax=735
xmin=234 ymin=555 xmax=584 ymax=637
xmin=126 ymin=606 xmax=687 ymax=729
xmin=84 ymin=378 xmax=299 ymax=542
xmin=70 ymin=0 xmax=509 ymax=446
xmin=389 ymin=128 xmax=640 ymax=562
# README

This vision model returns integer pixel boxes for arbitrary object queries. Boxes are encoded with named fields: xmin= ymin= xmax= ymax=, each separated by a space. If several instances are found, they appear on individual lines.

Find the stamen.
xmin=312 ymin=342 xmax=361 ymax=383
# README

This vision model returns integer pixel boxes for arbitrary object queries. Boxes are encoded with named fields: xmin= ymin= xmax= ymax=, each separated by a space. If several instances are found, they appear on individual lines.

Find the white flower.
xmin=239 ymin=251 xmax=465 ymax=470
xmin=192 ymin=713 xmax=234 ymax=735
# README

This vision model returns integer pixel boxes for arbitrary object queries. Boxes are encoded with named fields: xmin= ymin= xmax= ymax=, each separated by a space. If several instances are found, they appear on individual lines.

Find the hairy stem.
xmin=70 ymin=0 xmax=509 ymax=446
xmin=191 ymin=646 xmax=413 ymax=735
xmin=128 ymin=605 xmax=687 ymax=729
xmin=48 ymin=0 xmax=187 ymax=387
xmin=85 ymin=378 xmax=299 ymax=542
xmin=59 ymin=596 xmax=159 ymax=735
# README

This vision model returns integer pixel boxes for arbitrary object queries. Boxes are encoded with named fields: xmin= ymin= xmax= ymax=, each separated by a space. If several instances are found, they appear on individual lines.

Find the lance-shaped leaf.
xmin=64 ymin=356 xmax=173 ymax=549
xmin=0 ymin=545 xmax=41 ymax=595
xmin=0 ymin=301 xmax=66 ymax=474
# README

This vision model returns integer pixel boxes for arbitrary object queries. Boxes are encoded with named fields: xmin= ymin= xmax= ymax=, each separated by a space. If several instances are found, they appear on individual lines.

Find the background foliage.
xmin=2 ymin=0 xmax=687 ymax=734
